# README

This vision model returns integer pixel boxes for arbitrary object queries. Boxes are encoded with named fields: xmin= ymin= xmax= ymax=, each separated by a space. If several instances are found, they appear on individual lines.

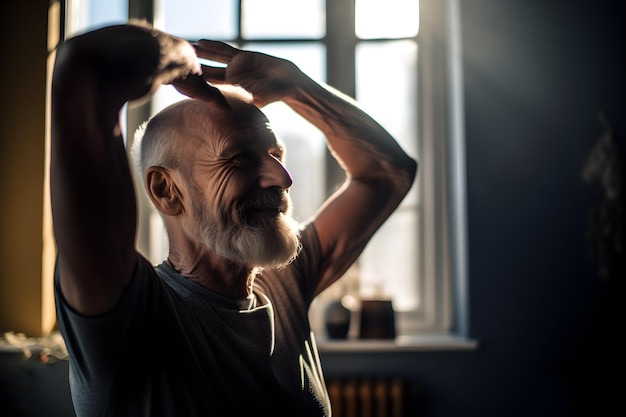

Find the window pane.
xmin=66 ymin=0 xmax=128 ymax=36
xmin=356 ymin=40 xmax=419 ymax=312
xmin=242 ymin=0 xmax=325 ymax=39
xmin=162 ymin=0 xmax=237 ymax=40
xmin=356 ymin=40 xmax=418 ymax=206
xmin=244 ymin=43 xmax=327 ymax=222
xmin=264 ymin=101 xmax=327 ymax=223
xmin=244 ymin=42 xmax=326 ymax=82
xmin=356 ymin=0 xmax=419 ymax=39
xmin=360 ymin=210 xmax=418 ymax=311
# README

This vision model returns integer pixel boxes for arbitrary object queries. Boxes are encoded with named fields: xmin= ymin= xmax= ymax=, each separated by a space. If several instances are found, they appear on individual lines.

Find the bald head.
xmin=130 ymin=86 xmax=300 ymax=270
xmin=131 ymin=86 xmax=256 ymax=184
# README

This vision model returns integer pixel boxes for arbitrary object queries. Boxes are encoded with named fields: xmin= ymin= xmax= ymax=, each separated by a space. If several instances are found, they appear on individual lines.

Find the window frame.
xmin=64 ymin=0 xmax=472 ymax=347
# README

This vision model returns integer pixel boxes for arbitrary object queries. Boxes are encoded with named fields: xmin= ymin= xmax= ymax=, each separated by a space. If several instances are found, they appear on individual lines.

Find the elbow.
xmin=52 ymin=41 xmax=79 ymax=88
xmin=399 ymin=155 xmax=418 ymax=194
xmin=349 ymin=154 xmax=418 ymax=199
xmin=408 ymin=156 xmax=418 ymax=182
xmin=376 ymin=155 xmax=418 ymax=202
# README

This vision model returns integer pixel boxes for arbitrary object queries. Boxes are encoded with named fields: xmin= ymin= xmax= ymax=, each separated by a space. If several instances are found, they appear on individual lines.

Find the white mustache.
xmin=238 ymin=189 xmax=290 ymax=214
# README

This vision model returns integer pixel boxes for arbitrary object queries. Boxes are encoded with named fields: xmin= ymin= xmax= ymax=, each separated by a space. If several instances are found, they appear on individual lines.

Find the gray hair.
xmin=130 ymin=87 xmax=254 ymax=185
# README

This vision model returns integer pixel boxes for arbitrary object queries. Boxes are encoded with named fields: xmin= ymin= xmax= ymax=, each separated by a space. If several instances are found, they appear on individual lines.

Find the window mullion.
xmin=325 ymin=0 xmax=356 ymax=96
xmin=129 ymin=0 xmax=154 ymax=23
xmin=125 ymin=0 xmax=154 ymax=145
xmin=127 ymin=0 xmax=155 ymax=260
xmin=324 ymin=0 xmax=357 ymax=194
xmin=236 ymin=0 xmax=243 ymax=44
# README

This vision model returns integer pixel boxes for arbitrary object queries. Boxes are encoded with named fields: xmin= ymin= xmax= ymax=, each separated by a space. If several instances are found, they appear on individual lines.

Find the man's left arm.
xmin=282 ymin=79 xmax=418 ymax=294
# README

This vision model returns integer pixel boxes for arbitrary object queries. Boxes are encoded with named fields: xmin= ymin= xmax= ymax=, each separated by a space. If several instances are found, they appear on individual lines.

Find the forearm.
xmin=50 ymin=24 xmax=169 ymax=314
xmin=283 ymin=76 xmax=417 ymax=189
xmin=282 ymin=76 xmax=417 ymax=292
xmin=194 ymin=40 xmax=416 ymax=187
xmin=50 ymin=24 xmax=163 ymax=246
xmin=51 ymin=22 xmax=202 ymax=243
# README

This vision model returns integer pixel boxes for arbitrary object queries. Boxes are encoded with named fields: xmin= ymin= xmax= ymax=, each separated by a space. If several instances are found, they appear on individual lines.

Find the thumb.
xmin=171 ymin=73 xmax=231 ymax=110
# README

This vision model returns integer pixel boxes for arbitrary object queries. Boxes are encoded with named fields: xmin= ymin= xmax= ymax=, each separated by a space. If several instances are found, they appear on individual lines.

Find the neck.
xmin=166 ymin=249 xmax=258 ymax=299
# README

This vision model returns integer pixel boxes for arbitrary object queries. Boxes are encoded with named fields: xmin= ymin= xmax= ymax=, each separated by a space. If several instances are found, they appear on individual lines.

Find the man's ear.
xmin=145 ymin=166 xmax=183 ymax=215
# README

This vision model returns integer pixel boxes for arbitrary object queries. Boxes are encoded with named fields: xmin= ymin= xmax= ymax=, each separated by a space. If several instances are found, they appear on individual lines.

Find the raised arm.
xmin=194 ymin=41 xmax=417 ymax=293
xmin=283 ymin=79 xmax=417 ymax=293
xmin=50 ymin=23 xmax=214 ymax=315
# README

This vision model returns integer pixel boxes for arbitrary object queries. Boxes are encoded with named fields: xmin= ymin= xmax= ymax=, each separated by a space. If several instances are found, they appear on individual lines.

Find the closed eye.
xmin=231 ymin=152 xmax=258 ymax=169
xmin=270 ymin=145 xmax=286 ymax=162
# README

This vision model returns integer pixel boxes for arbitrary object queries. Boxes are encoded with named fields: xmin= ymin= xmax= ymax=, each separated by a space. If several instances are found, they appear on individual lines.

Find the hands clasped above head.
xmin=189 ymin=40 xmax=301 ymax=109
xmin=166 ymin=34 xmax=303 ymax=111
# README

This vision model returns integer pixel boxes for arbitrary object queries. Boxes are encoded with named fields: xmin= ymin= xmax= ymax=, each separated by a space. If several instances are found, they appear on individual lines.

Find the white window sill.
xmin=317 ymin=334 xmax=479 ymax=353
xmin=1 ymin=332 xmax=478 ymax=357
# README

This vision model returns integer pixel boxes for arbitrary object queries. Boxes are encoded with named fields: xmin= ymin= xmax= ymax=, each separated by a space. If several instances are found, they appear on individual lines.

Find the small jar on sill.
xmin=324 ymin=299 xmax=351 ymax=339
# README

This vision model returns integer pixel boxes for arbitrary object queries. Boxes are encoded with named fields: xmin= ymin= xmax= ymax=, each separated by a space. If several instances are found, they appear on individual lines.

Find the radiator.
xmin=325 ymin=377 xmax=413 ymax=417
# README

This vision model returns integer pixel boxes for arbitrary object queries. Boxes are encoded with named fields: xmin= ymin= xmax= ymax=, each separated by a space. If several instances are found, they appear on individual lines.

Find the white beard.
xmin=191 ymin=187 xmax=302 ymax=269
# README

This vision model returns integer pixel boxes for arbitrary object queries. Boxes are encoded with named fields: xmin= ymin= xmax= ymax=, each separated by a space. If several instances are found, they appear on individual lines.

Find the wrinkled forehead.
xmin=225 ymin=98 xmax=271 ymax=128
xmin=181 ymin=97 xmax=269 ymax=130
xmin=180 ymin=98 xmax=280 ymax=152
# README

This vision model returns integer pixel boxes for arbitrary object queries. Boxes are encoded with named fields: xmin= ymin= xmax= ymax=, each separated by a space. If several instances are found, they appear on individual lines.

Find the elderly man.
xmin=51 ymin=22 xmax=416 ymax=416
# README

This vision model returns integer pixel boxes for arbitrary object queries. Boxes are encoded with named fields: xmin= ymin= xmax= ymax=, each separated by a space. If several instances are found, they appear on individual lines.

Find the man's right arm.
xmin=50 ymin=24 xmax=199 ymax=315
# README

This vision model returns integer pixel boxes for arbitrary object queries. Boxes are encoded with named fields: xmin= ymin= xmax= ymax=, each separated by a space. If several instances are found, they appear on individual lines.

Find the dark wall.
xmin=322 ymin=1 xmax=625 ymax=416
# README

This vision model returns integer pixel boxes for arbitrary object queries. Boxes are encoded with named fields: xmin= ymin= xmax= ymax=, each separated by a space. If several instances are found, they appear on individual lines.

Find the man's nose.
xmin=259 ymin=155 xmax=293 ymax=189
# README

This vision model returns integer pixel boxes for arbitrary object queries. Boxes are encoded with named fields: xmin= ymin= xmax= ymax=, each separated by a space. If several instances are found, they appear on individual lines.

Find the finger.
xmin=195 ymin=40 xmax=240 ymax=62
xmin=200 ymin=66 xmax=226 ymax=83
xmin=171 ymin=73 xmax=230 ymax=110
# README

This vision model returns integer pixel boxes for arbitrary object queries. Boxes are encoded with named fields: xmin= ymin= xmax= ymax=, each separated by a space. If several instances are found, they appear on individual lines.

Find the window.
xmin=63 ymin=0 xmax=470 ymax=344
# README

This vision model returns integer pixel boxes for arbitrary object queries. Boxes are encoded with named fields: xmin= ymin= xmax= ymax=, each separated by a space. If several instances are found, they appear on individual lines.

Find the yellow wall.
xmin=0 ymin=1 xmax=55 ymax=336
